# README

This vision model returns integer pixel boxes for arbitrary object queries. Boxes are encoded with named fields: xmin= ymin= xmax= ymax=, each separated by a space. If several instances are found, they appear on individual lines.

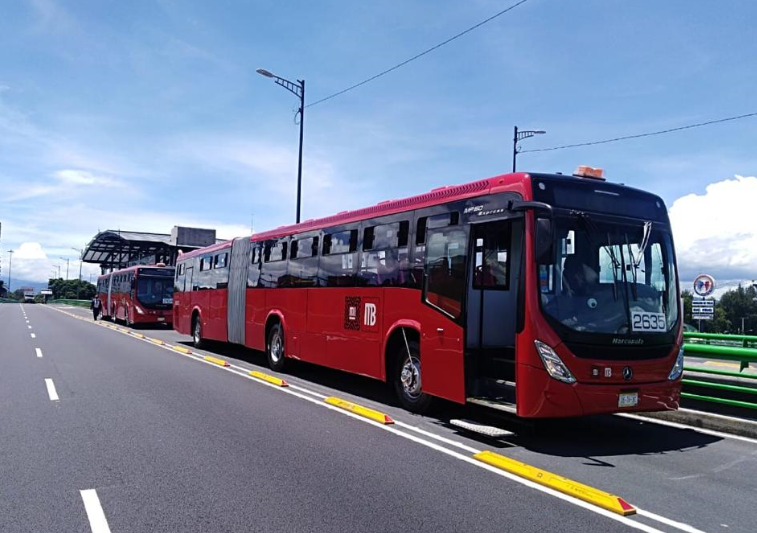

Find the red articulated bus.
xmin=97 ymin=264 xmax=175 ymax=327
xmin=173 ymin=169 xmax=683 ymax=417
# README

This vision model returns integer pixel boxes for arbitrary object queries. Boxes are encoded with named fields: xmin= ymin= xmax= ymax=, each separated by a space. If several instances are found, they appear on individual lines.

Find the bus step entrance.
xmin=467 ymin=397 xmax=517 ymax=414
xmin=450 ymin=418 xmax=514 ymax=438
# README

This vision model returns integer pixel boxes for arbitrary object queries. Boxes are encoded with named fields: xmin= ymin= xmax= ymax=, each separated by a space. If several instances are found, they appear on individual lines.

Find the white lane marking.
xmin=394 ymin=420 xmax=482 ymax=454
xmin=679 ymin=407 xmax=757 ymax=426
xmin=44 ymin=379 xmax=59 ymax=401
xmin=25 ymin=319 xmax=29 ymax=323
xmin=30 ymin=333 xmax=36 ymax=339
xmin=617 ymin=413 xmax=757 ymax=446
xmin=637 ymin=509 xmax=709 ymax=533
xmin=28 ymin=325 xmax=32 ymax=329
xmin=47 ymin=307 xmax=696 ymax=533
xmin=35 ymin=348 xmax=43 ymax=358
xmin=80 ymin=489 xmax=112 ymax=533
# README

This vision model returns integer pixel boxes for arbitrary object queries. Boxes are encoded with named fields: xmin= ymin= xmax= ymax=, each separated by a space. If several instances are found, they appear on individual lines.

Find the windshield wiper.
xmin=634 ymin=221 xmax=652 ymax=268
xmin=626 ymin=234 xmax=639 ymax=301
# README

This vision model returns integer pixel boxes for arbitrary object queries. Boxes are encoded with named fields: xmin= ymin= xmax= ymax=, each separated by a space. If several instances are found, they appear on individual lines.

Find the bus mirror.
xmin=535 ymin=218 xmax=554 ymax=264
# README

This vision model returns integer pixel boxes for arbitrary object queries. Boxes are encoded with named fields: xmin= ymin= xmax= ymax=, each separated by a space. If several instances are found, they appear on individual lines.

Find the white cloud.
xmin=669 ymin=175 xmax=757 ymax=281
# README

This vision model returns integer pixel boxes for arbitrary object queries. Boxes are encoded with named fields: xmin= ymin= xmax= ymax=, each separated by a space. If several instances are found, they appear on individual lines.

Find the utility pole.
xmin=257 ymin=68 xmax=305 ymax=223
xmin=512 ymin=126 xmax=546 ymax=172
xmin=7 ymin=249 xmax=13 ymax=294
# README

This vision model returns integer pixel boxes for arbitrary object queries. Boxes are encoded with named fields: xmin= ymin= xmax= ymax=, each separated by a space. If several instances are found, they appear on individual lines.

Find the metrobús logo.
xmin=343 ymin=296 xmax=380 ymax=332
xmin=693 ymin=274 xmax=715 ymax=297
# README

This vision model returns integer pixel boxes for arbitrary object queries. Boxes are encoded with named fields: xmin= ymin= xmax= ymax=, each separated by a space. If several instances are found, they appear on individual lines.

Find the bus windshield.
xmin=538 ymin=213 xmax=679 ymax=335
xmin=136 ymin=276 xmax=174 ymax=309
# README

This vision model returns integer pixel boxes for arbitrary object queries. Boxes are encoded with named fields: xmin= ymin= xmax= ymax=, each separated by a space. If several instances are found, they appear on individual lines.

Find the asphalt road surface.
xmin=2 ymin=302 xmax=756 ymax=533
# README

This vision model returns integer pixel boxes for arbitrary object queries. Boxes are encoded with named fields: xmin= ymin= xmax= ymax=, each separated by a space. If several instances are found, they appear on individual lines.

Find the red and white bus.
xmin=97 ymin=264 xmax=175 ymax=327
xmin=173 ymin=169 xmax=683 ymax=417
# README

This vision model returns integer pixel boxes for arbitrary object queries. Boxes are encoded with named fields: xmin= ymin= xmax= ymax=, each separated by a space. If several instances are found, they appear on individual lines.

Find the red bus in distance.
xmin=173 ymin=169 xmax=683 ymax=417
xmin=97 ymin=264 xmax=175 ymax=327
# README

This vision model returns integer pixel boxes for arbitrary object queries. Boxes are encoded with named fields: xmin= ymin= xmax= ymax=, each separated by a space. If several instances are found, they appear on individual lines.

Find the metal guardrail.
xmin=683 ymin=332 xmax=757 ymax=410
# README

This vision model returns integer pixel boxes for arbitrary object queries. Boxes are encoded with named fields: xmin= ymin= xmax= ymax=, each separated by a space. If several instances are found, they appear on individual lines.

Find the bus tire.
xmin=393 ymin=339 xmax=433 ymax=413
xmin=192 ymin=316 xmax=205 ymax=349
xmin=266 ymin=322 xmax=286 ymax=372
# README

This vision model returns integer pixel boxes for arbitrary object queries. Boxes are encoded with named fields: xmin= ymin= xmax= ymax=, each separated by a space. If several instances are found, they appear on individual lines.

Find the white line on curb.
xmin=35 ymin=348 xmax=43 ymax=358
xmin=44 ymin=378 xmax=59 ymax=401
xmin=80 ymin=489 xmax=112 ymax=533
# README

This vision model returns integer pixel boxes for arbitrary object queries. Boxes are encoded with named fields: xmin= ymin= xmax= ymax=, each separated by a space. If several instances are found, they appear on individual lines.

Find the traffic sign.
xmin=693 ymin=274 xmax=715 ymax=297
xmin=692 ymin=314 xmax=713 ymax=320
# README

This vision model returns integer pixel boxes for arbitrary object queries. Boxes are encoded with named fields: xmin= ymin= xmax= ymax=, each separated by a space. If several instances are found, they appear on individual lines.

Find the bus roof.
xmin=97 ymin=264 xmax=175 ymax=279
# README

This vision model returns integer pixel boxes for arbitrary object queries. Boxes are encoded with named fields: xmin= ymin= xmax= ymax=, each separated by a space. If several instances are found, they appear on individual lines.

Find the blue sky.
xmin=1 ymin=0 xmax=756 ymax=285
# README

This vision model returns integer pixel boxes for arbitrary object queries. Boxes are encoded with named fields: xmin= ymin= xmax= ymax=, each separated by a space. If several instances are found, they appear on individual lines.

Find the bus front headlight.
xmin=535 ymin=340 xmax=576 ymax=384
xmin=668 ymin=346 xmax=684 ymax=381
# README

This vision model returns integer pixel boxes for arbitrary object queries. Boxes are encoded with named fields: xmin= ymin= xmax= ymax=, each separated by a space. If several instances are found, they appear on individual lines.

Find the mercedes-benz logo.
xmin=622 ymin=366 xmax=633 ymax=381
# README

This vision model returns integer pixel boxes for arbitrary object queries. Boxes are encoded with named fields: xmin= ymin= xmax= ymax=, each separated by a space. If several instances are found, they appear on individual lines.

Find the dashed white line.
xmin=44 ymin=378 xmax=59 ymax=401
xmin=28 ymin=325 xmax=32 ymax=329
xmin=80 ymin=489 xmax=112 ymax=533
xmin=30 ymin=333 xmax=36 ymax=339
xmin=35 ymin=348 xmax=43 ymax=358
xmin=636 ymin=509 xmax=709 ymax=533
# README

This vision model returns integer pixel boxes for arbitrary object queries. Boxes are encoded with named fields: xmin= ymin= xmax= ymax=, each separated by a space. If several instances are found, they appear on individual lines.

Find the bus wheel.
xmin=393 ymin=340 xmax=433 ymax=413
xmin=193 ymin=317 xmax=205 ymax=349
xmin=266 ymin=323 xmax=286 ymax=372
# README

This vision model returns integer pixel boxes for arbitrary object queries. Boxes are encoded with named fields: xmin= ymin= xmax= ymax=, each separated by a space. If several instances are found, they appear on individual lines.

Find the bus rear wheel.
xmin=193 ymin=317 xmax=205 ymax=349
xmin=266 ymin=323 xmax=286 ymax=372
xmin=393 ymin=340 xmax=433 ymax=413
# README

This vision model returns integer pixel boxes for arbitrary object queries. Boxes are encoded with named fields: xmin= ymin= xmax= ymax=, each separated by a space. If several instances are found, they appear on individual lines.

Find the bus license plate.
xmin=157 ymin=317 xmax=165 ymax=322
xmin=618 ymin=392 xmax=638 ymax=408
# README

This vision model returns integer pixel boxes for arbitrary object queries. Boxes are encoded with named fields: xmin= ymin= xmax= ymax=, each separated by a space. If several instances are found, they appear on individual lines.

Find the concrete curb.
xmin=636 ymin=408 xmax=757 ymax=439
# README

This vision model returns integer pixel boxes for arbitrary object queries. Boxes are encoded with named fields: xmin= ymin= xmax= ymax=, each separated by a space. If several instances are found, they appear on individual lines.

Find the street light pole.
xmin=71 ymin=247 xmax=83 ymax=299
xmin=257 ymin=68 xmax=305 ymax=223
xmin=59 ymin=257 xmax=70 ymax=280
xmin=7 ymin=249 xmax=13 ymax=294
xmin=512 ymin=126 xmax=546 ymax=172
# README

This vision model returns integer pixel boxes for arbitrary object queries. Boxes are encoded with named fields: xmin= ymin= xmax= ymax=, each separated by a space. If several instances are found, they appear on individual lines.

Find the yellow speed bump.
xmin=172 ymin=345 xmax=192 ymax=354
xmin=473 ymin=451 xmax=636 ymax=516
xmin=249 ymin=370 xmax=288 ymax=387
xmin=118 ymin=327 xmax=129 ymax=333
xmin=147 ymin=337 xmax=165 ymax=345
xmin=324 ymin=396 xmax=394 ymax=425
xmin=131 ymin=332 xmax=145 ymax=339
xmin=204 ymin=355 xmax=230 ymax=367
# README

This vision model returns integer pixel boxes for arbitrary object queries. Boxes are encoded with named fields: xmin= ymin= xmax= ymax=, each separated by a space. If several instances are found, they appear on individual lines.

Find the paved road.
xmin=3 ymin=303 xmax=756 ymax=532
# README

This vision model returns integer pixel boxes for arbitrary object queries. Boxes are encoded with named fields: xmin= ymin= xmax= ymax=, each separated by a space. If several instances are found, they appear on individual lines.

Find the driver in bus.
xmin=562 ymin=252 xmax=599 ymax=297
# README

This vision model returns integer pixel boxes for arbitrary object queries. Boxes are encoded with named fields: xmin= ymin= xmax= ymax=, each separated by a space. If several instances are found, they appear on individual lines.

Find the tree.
xmin=681 ymin=290 xmax=693 ymax=325
xmin=718 ymin=284 xmax=757 ymax=334
xmin=47 ymin=278 xmax=96 ymax=300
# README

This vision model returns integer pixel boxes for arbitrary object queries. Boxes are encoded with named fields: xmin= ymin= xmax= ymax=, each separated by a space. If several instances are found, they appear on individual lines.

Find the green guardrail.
xmin=0 ymin=297 xmax=17 ymax=303
xmin=683 ymin=332 xmax=757 ymax=410
xmin=50 ymin=299 xmax=91 ymax=307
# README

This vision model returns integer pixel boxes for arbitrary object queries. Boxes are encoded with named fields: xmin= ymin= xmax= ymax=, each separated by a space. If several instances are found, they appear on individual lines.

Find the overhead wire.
xmin=306 ymin=0 xmax=533 ymax=108
xmin=521 ymin=111 xmax=757 ymax=153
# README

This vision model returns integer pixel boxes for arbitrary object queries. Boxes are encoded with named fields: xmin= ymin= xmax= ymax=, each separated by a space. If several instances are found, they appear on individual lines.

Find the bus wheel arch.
xmin=385 ymin=326 xmax=433 ymax=413
xmin=191 ymin=309 xmax=205 ymax=349
xmin=265 ymin=315 xmax=286 ymax=372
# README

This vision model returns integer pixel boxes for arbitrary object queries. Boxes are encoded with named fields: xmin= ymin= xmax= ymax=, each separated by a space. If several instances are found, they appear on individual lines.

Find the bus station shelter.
xmin=82 ymin=227 xmax=219 ymax=273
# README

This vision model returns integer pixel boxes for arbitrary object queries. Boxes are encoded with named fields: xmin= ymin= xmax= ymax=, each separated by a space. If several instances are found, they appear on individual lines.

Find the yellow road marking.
xmin=704 ymin=361 xmax=740 ymax=368
xmin=131 ymin=333 xmax=145 ymax=339
xmin=172 ymin=345 xmax=192 ymax=354
xmin=249 ymin=370 xmax=288 ymax=387
xmin=204 ymin=355 xmax=230 ymax=367
xmin=474 ymin=451 xmax=635 ymax=516
xmin=324 ymin=396 xmax=394 ymax=425
xmin=147 ymin=337 xmax=165 ymax=345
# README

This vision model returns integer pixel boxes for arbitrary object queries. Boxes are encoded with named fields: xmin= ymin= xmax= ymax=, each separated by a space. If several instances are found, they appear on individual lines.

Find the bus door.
xmin=466 ymin=217 xmax=523 ymax=397
xmin=183 ymin=265 xmax=194 ymax=331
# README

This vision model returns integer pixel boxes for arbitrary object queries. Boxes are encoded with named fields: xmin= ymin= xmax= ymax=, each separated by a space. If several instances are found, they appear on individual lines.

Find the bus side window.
xmin=424 ymin=227 xmax=467 ymax=320
xmin=320 ymin=229 xmax=358 ymax=287
xmin=358 ymin=221 xmax=409 ymax=287
xmin=248 ymin=246 xmax=262 ymax=288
